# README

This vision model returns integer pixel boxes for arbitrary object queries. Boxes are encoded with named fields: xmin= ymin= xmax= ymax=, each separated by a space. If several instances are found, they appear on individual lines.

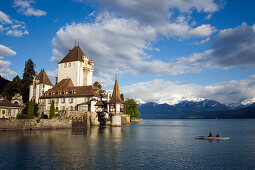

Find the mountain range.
xmin=137 ymin=98 xmax=255 ymax=119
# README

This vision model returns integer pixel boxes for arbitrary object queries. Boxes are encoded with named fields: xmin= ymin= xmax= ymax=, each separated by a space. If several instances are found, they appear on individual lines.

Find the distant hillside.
xmin=0 ymin=76 xmax=10 ymax=93
xmin=139 ymin=99 xmax=230 ymax=119
xmin=206 ymin=107 xmax=255 ymax=119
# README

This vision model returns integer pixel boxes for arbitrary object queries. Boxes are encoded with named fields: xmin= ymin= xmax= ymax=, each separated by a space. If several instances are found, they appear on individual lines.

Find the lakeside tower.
xmin=57 ymin=46 xmax=94 ymax=86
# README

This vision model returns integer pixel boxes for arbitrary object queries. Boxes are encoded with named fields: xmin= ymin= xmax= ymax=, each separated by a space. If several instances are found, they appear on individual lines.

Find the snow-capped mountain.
xmin=241 ymin=98 xmax=255 ymax=106
xmin=134 ymin=99 xmax=146 ymax=105
xmin=156 ymin=97 xmax=205 ymax=105
xmin=138 ymin=98 xmax=230 ymax=119
xmin=227 ymin=98 xmax=255 ymax=109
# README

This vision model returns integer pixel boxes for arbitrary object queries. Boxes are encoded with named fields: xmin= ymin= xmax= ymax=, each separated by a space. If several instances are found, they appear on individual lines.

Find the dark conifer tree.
xmin=1 ymin=75 xmax=22 ymax=101
xmin=22 ymin=59 xmax=35 ymax=103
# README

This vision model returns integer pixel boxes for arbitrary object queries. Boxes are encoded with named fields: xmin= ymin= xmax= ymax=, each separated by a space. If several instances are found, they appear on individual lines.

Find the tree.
xmin=120 ymin=93 xmax=124 ymax=101
xmin=27 ymin=100 xmax=34 ymax=119
xmin=125 ymin=98 xmax=140 ymax=119
xmin=1 ymin=75 xmax=22 ymax=101
xmin=0 ymin=75 xmax=10 ymax=93
xmin=22 ymin=59 xmax=35 ymax=103
xmin=93 ymin=81 xmax=102 ymax=89
xmin=22 ymin=101 xmax=39 ymax=117
xmin=49 ymin=100 xmax=55 ymax=119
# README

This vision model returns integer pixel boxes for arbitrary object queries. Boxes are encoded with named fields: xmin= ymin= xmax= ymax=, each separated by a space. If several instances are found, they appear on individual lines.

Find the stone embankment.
xmin=0 ymin=119 xmax=72 ymax=130
xmin=131 ymin=118 xmax=143 ymax=123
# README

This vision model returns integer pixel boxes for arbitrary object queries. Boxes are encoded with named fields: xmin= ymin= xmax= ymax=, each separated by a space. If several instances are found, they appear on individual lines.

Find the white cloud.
xmin=0 ymin=44 xmax=16 ymax=56
xmin=95 ymin=0 xmax=219 ymax=25
xmin=194 ymin=37 xmax=211 ymax=45
xmin=158 ymin=23 xmax=216 ymax=38
xmin=121 ymin=76 xmax=255 ymax=105
xmin=189 ymin=24 xmax=216 ymax=37
xmin=14 ymin=0 xmax=47 ymax=16
xmin=6 ymin=29 xmax=29 ymax=37
xmin=211 ymin=23 xmax=255 ymax=67
xmin=51 ymin=11 xmax=219 ymax=79
xmin=0 ymin=11 xmax=12 ymax=24
xmin=0 ymin=10 xmax=28 ymax=37
xmin=93 ymin=72 xmax=114 ymax=88
xmin=0 ymin=44 xmax=17 ymax=79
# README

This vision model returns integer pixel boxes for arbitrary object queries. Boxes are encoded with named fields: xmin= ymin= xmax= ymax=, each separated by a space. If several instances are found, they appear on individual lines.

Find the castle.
xmin=29 ymin=45 xmax=128 ymax=126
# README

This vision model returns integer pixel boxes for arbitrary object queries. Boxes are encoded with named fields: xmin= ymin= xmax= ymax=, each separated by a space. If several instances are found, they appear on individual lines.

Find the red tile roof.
xmin=58 ymin=46 xmax=86 ymax=64
xmin=109 ymin=79 xmax=124 ymax=104
xmin=0 ymin=96 xmax=23 ymax=108
xmin=40 ymin=78 xmax=104 ymax=99
xmin=36 ymin=70 xmax=53 ymax=86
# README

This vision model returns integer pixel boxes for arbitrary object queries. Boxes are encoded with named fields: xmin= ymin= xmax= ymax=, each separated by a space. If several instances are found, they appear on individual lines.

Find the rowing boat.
xmin=194 ymin=136 xmax=230 ymax=140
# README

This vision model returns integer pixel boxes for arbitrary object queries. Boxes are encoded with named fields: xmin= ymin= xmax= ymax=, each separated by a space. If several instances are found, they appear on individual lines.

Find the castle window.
xmin=69 ymin=63 xmax=71 ymax=67
xmin=61 ymin=98 xmax=65 ymax=103
xmin=70 ymin=106 xmax=73 ymax=110
xmin=48 ymin=100 xmax=51 ymax=104
xmin=61 ymin=106 xmax=65 ymax=110
xmin=64 ymin=63 xmax=67 ymax=68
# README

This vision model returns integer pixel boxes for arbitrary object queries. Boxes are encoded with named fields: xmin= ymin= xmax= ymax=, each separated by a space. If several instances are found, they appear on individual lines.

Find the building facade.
xmin=30 ymin=45 xmax=128 ymax=125
xmin=29 ymin=70 xmax=54 ymax=103
xmin=0 ymin=95 xmax=23 ymax=119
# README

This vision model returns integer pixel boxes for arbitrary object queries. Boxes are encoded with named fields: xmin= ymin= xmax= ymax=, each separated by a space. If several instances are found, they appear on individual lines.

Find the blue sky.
xmin=1 ymin=0 xmax=255 ymax=104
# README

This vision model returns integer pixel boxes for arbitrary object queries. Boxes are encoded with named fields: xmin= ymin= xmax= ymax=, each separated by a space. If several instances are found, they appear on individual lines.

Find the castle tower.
xmin=58 ymin=46 xmax=94 ymax=86
xmin=29 ymin=70 xmax=53 ymax=103
xmin=109 ymin=75 xmax=125 ymax=126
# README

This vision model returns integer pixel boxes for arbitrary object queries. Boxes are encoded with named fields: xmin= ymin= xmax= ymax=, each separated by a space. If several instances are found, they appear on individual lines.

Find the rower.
xmin=216 ymin=132 xmax=219 ymax=137
xmin=208 ymin=132 xmax=213 ymax=137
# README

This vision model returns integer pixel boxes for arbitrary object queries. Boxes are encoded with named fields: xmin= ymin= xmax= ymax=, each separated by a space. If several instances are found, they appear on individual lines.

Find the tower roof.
xmin=109 ymin=78 xmax=124 ymax=104
xmin=36 ymin=70 xmax=53 ymax=86
xmin=58 ymin=46 xmax=86 ymax=64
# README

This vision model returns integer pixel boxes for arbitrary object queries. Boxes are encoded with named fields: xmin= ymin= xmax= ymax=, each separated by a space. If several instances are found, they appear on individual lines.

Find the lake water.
xmin=0 ymin=119 xmax=255 ymax=169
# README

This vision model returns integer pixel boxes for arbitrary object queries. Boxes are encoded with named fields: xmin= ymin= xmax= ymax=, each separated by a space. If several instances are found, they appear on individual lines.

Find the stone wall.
xmin=0 ymin=119 xmax=72 ymax=130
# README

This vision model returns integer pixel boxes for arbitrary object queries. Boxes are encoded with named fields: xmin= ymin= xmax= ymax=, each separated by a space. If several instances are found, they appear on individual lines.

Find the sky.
xmin=1 ymin=0 xmax=255 ymax=105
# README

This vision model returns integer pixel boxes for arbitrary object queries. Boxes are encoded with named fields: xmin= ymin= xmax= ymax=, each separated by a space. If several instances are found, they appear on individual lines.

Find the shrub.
xmin=49 ymin=100 xmax=55 ymax=119
xmin=27 ymin=100 xmax=34 ymax=119
xmin=17 ymin=114 xmax=28 ymax=119
xmin=55 ymin=113 xmax=60 ymax=118
xmin=36 ymin=119 xmax=40 ymax=123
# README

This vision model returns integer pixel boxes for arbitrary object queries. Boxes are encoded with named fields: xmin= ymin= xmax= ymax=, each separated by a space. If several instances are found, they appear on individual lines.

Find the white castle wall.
xmin=58 ymin=61 xmax=81 ymax=86
xmin=29 ymin=84 xmax=53 ymax=103
xmin=58 ymin=61 xmax=93 ymax=86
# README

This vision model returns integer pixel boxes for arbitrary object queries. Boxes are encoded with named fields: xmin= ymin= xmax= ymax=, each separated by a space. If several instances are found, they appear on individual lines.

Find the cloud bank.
xmin=0 ymin=44 xmax=17 ymax=79
xmin=121 ymin=76 xmax=255 ymax=105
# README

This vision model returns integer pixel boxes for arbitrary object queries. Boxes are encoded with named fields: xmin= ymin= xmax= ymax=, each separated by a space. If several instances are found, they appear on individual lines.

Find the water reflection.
xmin=0 ymin=120 xmax=255 ymax=169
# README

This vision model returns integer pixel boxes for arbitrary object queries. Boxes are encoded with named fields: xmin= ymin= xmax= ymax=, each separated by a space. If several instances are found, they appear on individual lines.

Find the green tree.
xmin=49 ymin=100 xmax=55 ymax=119
xmin=125 ymin=98 xmax=140 ymax=119
xmin=120 ymin=93 xmax=124 ymax=101
xmin=1 ymin=75 xmax=22 ymax=101
xmin=27 ymin=100 xmax=34 ymax=119
xmin=22 ymin=102 xmax=39 ymax=116
xmin=22 ymin=59 xmax=35 ymax=103
xmin=93 ymin=81 xmax=102 ymax=89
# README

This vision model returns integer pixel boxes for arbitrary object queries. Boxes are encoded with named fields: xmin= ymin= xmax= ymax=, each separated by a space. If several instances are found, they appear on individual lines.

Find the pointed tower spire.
xmin=109 ymin=74 xmax=124 ymax=104
xmin=78 ymin=37 xmax=79 ymax=47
